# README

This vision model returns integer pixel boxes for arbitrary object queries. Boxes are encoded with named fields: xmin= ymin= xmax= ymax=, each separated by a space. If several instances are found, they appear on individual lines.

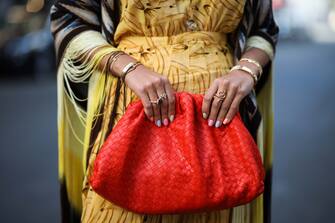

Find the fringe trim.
xmin=57 ymin=30 xmax=120 ymax=212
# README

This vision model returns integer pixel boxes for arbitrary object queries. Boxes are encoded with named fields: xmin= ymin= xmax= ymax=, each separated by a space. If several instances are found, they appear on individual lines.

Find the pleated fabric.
xmin=75 ymin=0 xmax=270 ymax=222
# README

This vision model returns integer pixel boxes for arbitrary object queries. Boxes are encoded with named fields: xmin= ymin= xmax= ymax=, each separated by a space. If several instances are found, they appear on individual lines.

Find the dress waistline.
xmin=116 ymin=31 xmax=230 ymax=54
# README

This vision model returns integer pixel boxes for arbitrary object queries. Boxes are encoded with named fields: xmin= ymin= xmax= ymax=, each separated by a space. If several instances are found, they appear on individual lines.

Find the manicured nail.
xmin=223 ymin=118 xmax=229 ymax=125
xmin=215 ymin=120 xmax=222 ymax=128
xmin=156 ymin=120 xmax=161 ymax=127
xmin=203 ymin=112 xmax=208 ymax=119
xmin=208 ymin=119 xmax=214 ymax=126
xmin=169 ymin=115 xmax=174 ymax=122
xmin=163 ymin=118 xmax=169 ymax=126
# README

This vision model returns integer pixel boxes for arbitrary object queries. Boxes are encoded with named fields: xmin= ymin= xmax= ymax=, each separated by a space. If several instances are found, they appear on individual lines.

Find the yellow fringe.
xmin=57 ymin=30 xmax=120 ymax=212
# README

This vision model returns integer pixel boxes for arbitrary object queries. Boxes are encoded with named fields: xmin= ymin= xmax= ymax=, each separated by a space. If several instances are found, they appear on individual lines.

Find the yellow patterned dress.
xmin=72 ymin=0 xmax=267 ymax=222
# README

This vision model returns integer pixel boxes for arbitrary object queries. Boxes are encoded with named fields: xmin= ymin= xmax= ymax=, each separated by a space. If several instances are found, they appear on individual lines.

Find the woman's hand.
xmin=124 ymin=64 xmax=176 ymax=127
xmin=202 ymin=70 xmax=254 ymax=127
xmin=202 ymin=47 xmax=270 ymax=128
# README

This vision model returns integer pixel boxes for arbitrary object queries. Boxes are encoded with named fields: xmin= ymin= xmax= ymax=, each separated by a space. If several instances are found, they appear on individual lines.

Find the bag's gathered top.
xmin=90 ymin=91 xmax=265 ymax=214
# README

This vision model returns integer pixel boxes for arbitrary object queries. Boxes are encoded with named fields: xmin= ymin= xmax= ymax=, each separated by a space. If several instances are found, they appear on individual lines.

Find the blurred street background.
xmin=0 ymin=0 xmax=335 ymax=222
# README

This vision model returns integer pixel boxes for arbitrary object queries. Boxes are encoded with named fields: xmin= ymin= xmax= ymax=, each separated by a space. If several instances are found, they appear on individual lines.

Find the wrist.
xmin=230 ymin=64 xmax=258 ymax=86
xmin=109 ymin=53 xmax=138 ymax=77
xmin=236 ymin=60 xmax=261 ymax=78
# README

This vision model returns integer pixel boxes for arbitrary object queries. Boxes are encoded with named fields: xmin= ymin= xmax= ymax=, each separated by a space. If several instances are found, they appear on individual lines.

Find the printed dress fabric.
xmin=50 ymin=0 xmax=279 ymax=223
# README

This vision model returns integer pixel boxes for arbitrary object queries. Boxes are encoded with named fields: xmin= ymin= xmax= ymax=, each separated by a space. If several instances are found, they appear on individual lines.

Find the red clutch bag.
xmin=90 ymin=91 xmax=265 ymax=214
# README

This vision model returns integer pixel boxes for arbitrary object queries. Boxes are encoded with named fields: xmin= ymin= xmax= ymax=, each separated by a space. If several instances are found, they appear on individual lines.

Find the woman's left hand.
xmin=202 ymin=70 xmax=254 ymax=127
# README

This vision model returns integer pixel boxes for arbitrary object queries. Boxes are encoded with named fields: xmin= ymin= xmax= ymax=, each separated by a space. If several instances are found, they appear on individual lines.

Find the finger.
xmin=163 ymin=80 xmax=176 ymax=123
xmin=202 ymin=81 xmax=219 ymax=120
xmin=140 ymin=92 xmax=154 ymax=122
xmin=207 ymin=79 xmax=229 ymax=126
xmin=147 ymin=84 xmax=162 ymax=127
xmin=207 ymin=93 xmax=225 ymax=127
xmin=223 ymin=92 xmax=243 ymax=125
xmin=156 ymin=83 xmax=169 ymax=126
xmin=215 ymin=84 xmax=238 ymax=127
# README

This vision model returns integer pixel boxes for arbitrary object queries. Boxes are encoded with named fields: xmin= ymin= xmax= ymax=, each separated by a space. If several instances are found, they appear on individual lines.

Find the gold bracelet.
xmin=109 ymin=51 xmax=126 ymax=73
xmin=230 ymin=65 xmax=258 ymax=86
xmin=121 ymin=61 xmax=143 ymax=83
xmin=240 ymin=58 xmax=263 ymax=78
xmin=106 ymin=51 xmax=125 ymax=76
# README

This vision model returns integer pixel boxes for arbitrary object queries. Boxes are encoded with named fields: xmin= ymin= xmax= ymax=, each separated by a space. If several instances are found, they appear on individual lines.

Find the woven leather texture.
xmin=90 ymin=91 xmax=265 ymax=214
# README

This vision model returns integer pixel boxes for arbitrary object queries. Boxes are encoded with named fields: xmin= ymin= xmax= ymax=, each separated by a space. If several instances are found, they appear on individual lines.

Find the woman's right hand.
xmin=124 ymin=64 xmax=176 ymax=127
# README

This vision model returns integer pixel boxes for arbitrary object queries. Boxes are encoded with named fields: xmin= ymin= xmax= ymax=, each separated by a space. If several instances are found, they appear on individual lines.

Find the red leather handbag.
xmin=90 ymin=91 xmax=265 ymax=214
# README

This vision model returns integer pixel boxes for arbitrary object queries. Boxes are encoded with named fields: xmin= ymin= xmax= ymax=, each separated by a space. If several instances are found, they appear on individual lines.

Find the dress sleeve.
xmin=244 ymin=0 xmax=279 ymax=60
xmin=50 ymin=0 xmax=121 ymax=108
xmin=245 ymin=35 xmax=274 ymax=60
xmin=50 ymin=0 xmax=120 ymax=64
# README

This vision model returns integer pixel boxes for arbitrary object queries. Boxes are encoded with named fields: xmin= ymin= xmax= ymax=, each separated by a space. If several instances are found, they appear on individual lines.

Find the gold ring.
xmin=158 ymin=93 xmax=167 ymax=101
xmin=150 ymin=93 xmax=167 ymax=105
xmin=213 ymin=90 xmax=226 ymax=101
xmin=150 ymin=98 xmax=160 ymax=105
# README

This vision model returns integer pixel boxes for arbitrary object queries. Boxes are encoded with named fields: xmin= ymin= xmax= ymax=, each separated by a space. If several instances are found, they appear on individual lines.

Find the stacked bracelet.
xmin=240 ymin=57 xmax=263 ymax=78
xmin=106 ymin=51 xmax=126 ymax=76
xmin=120 ymin=61 xmax=143 ymax=83
xmin=106 ymin=50 xmax=143 ymax=82
xmin=230 ymin=64 xmax=258 ymax=86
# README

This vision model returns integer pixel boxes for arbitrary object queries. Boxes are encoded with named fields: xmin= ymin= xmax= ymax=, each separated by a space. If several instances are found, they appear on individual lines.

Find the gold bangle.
xmin=106 ymin=51 xmax=126 ymax=76
xmin=109 ymin=51 xmax=126 ymax=73
xmin=240 ymin=58 xmax=263 ymax=77
xmin=230 ymin=65 xmax=258 ymax=85
xmin=121 ymin=61 xmax=142 ymax=83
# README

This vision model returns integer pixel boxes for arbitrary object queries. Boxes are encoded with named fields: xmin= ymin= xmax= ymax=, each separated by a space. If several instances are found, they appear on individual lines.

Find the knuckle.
xmin=143 ymin=103 xmax=152 ymax=110
xmin=153 ymin=77 xmax=162 ymax=86
xmin=143 ymin=83 xmax=153 ymax=90
xmin=204 ymin=95 xmax=212 ymax=101
xmin=221 ymin=78 xmax=230 ymax=85
xmin=212 ymin=101 xmax=220 ymax=109
xmin=161 ymin=76 xmax=169 ymax=82
xmin=240 ymin=86 xmax=249 ymax=95
xmin=214 ymin=78 xmax=221 ymax=84
xmin=230 ymin=104 xmax=239 ymax=111
xmin=237 ymin=89 xmax=246 ymax=96
xmin=221 ymin=103 xmax=228 ymax=111
xmin=139 ymin=86 xmax=147 ymax=92
xmin=230 ymin=82 xmax=239 ymax=89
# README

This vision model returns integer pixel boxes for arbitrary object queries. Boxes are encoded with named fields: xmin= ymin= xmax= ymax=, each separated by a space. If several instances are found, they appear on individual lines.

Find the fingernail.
xmin=208 ymin=119 xmax=214 ymax=126
xmin=203 ymin=112 xmax=208 ymax=119
xmin=215 ymin=120 xmax=222 ymax=128
xmin=169 ymin=115 xmax=174 ymax=122
xmin=163 ymin=118 xmax=169 ymax=126
xmin=156 ymin=120 xmax=161 ymax=127
xmin=223 ymin=118 xmax=229 ymax=125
